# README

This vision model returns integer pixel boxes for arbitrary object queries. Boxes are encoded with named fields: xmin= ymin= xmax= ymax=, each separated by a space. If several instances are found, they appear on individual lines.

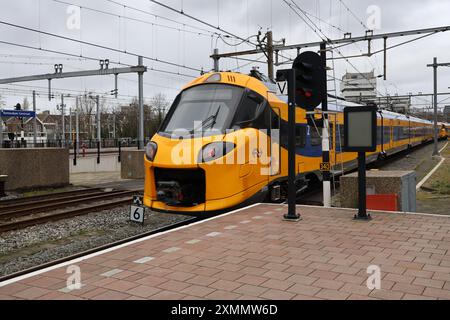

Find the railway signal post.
xmin=276 ymin=68 xmax=301 ymax=221
xmin=319 ymin=42 xmax=331 ymax=208
xmin=343 ymin=106 xmax=378 ymax=220
xmin=277 ymin=49 xmax=326 ymax=221
xmin=292 ymin=49 xmax=329 ymax=207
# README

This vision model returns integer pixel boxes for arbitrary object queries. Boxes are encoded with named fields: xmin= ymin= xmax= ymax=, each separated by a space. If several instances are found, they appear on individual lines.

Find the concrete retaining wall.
xmin=340 ymin=170 xmax=416 ymax=212
xmin=121 ymin=150 xmax=145 ymax=180
xmin=70 ymin=155 xmax=120 ymax=174
xmin=0 ymin=148 xmax=69 ymax=191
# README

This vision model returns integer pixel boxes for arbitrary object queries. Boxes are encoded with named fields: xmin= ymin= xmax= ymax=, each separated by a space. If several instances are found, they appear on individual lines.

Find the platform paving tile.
xmin=2 ymin=204 xmax=450 ymax=300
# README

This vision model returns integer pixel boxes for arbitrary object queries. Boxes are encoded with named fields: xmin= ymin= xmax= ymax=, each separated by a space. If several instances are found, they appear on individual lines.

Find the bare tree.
xmin=148 ymin=93 xmax=170 ymax=137
xmin=77 ymin=92 xmax=97 ymax=141
xmin=22 ymin=97 xmax=30 ymax=111
xmin=106 ymin=93 xmax=171 ymax=142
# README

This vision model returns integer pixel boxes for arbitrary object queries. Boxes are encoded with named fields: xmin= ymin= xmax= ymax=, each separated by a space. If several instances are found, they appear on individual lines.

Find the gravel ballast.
xmin=0 ymin=206 xmax=191 ymax=277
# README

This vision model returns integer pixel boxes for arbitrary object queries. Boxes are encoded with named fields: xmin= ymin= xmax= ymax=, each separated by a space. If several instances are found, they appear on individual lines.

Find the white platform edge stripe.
xmin=0 ymin=203 xmax=261 ymax=288
xmin=439 ymin=141 xmax=448 ymax=154
xmin=416 ymin=141 xmax=448 ymax=191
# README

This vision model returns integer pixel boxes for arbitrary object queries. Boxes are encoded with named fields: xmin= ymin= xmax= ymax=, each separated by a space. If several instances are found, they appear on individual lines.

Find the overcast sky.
xmin=0 ymin=0 xmax=449 ymax=113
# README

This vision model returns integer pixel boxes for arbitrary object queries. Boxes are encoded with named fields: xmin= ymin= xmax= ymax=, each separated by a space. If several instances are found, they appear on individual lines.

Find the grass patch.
xmin=423 ymin=142 xmax=450 ymax=195
xmin=429 ymin=161 xmax=450 ymax=195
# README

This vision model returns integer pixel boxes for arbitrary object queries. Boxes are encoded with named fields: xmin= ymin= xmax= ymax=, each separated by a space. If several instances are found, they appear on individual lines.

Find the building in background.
xmin=445 ymin=106 xmax=450 ymax=122
xmin=340 ymin=70 xmax=377 ymax=103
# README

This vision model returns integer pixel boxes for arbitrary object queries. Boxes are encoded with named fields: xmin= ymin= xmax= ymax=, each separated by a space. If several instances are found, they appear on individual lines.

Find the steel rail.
xmin=0 ymin=197 xmax=139 ymax=233
xmin=0 ymin=190 xmax=141 ymax=218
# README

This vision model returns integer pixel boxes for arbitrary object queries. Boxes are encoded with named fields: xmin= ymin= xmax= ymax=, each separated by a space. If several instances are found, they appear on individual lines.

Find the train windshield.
xmin=161 ymin=84 xmax=244 ymax=135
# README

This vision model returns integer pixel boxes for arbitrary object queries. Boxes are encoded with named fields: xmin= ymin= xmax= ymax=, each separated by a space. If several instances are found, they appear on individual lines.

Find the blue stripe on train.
xmin=279 ymin=121 xmax=323 ymax=158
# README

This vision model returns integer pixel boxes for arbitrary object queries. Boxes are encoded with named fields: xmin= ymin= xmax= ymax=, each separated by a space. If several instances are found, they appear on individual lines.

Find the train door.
xmin=269 ymin=107 xmax=281 ymax=177
xmin=333 ymin=113 xmax=345 ymax=174
xmin=328 ymin=115 xmax=336 ymax=170
xmin=408 ymin=119 xmax=412 ymax=147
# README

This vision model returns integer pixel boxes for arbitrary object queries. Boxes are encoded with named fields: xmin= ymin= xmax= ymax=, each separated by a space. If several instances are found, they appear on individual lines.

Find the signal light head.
xmin=292 ymin=51 xmax=325 ymax=111
xmin=297 ymin=88 xmax=313 ymax=98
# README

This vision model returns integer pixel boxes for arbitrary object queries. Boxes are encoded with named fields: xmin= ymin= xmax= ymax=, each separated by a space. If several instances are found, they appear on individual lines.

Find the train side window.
xmin=296 ymin=126 xmax=307 ymax=148
xmin=336 ymin=124 xmax=344 ymax=152
xmin=271 ymin=110 xmax=280 ymax=130
xmin=310 ymin=126 xmax=321 ymax=146
xmin=383 ymin=126 xmax=390 ymax=144
xmin=329 ymin=123 xmax=334 ymax=149
xmin=393 ymin=127 xmax=399 ymax=141
xmin=377 ymin=126 xmax=382 ymax=145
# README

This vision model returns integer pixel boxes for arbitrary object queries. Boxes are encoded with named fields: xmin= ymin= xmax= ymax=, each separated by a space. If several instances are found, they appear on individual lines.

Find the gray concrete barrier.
xmin=340 ymin=170 xmax=416 ymax=212
xmin=0 ymin=148 xmax=70 ymax=191
xmin=70 ymin=155 xmax=120 ymax=174
xmin=121 ymin=150 xmax=145 ymax=180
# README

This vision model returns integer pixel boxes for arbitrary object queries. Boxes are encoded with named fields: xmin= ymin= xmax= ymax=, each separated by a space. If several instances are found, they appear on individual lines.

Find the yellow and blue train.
xmin=143 ymin=71 xmax=438 ymax=215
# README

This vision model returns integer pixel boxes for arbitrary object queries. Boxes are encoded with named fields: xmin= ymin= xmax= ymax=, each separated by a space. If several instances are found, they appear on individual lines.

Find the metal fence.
xmin=0 ymin=138 xmax=150 ymax=149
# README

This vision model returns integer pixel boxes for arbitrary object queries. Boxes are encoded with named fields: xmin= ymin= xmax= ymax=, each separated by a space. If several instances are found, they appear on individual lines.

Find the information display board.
xmin=343 ymin=106 xmax=377 ymax=152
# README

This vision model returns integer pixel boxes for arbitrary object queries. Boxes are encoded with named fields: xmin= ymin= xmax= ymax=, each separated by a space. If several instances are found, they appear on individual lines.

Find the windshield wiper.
xmin=192 ymin=106 xmax=221 ymax=132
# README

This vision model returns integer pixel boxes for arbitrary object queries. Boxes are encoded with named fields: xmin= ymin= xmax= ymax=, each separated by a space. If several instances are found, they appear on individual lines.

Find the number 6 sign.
xmin=130 ymin=205 xmax=145 ymax=224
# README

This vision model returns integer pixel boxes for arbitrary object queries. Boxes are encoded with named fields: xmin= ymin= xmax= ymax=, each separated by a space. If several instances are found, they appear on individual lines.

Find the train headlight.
xmin=145 ymin=142 xmax=158 ymax=162
xmin=199 ymin=142 xmax=235 ymax=163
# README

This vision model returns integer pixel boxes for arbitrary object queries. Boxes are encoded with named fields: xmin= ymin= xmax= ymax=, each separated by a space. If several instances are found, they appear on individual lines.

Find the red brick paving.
xmin=1 ymin=204 xmax=450 ymax=300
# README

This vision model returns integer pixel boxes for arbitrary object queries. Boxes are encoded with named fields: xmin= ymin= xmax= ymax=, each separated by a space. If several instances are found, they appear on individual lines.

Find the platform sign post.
xmin=0 ymin=108 xmax=3 ymax=147
xmin=343 ymin=106 xmax=378 ymax=220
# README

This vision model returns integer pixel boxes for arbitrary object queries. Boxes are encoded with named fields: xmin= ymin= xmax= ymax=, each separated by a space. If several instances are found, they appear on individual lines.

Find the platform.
xmin=1 ymin=204 xmax=450 ymax=300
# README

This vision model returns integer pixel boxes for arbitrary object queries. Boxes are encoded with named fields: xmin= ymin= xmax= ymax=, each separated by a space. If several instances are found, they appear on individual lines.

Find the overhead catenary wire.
xmin=285 ymin=0 xmax=385 ymax=98
xmin=334 ymin=0 xmax=387 ymax=93
xmin=51 ymin=0 xmax=214 ymax=39
xmin=103 ymin=0 xmax=223 ymax=38
xmin=0 ymin=39 xmax=198 ymax=80
xmin=0 ymin=20 xmax=203 ymax=73
xmin=338 ymin=0 xmax=369 ymax=31
xmin=217 ymin=34 xmax=258 ymax=47
xmin=231 ymin=55 xmax=267 ymax=71
xmin=0 ymin=83 xmax=177 ymax=103
xmin=0 ymin=53 xmax=89 ymax=61
xmin=148 ymin=0 xmax=259 ymax=47
xmin=0 ymin=39 xmax=130 ymax=67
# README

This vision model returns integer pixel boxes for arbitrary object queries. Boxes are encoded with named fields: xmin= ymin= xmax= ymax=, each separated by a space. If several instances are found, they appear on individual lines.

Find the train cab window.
xmin=161 ymin=84 xmax=244 ymax=135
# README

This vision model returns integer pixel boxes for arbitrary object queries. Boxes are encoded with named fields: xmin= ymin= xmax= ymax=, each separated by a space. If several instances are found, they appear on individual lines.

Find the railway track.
xmin=0 ymin=188 xmax=103 ymax=207
xmin=0 ymin=189 xmax=143 ymax=233
xmin=0 ymin=216 xmax=200 ymax=283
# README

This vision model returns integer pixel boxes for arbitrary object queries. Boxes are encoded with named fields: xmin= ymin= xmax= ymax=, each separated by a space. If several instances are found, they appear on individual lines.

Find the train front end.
xmin=143 ymin=72 xmax=278 ymax=216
